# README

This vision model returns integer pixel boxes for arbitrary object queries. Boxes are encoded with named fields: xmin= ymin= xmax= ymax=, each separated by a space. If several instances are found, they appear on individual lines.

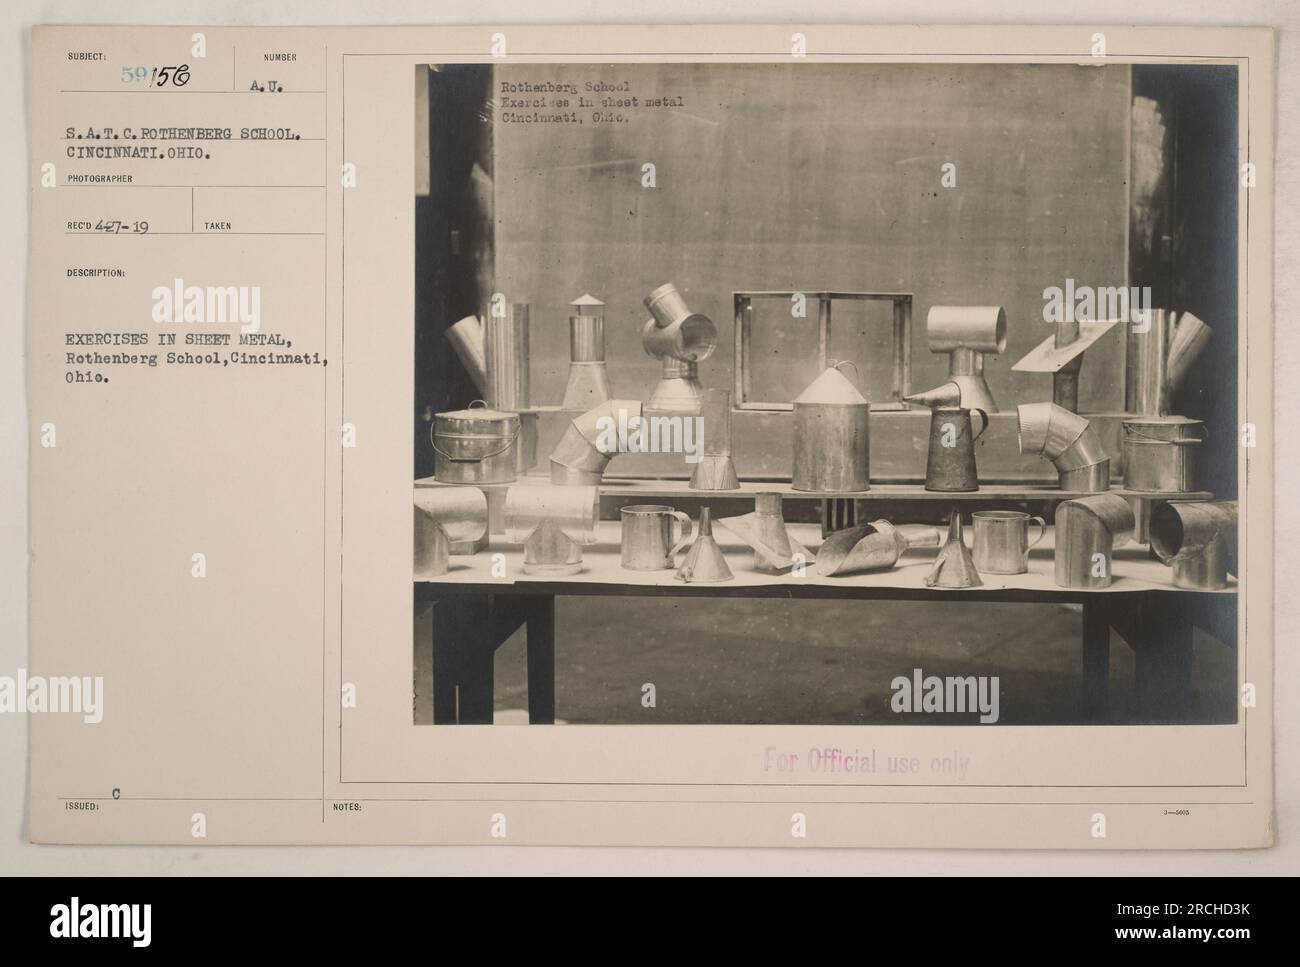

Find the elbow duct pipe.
xmin=1017 ymin=402 xmax=1111 ymax=492
xmin=413 ymin=487 xmax=489 ymax=577
xmin=1053 ymin=493 xmax=1135 ymax=589
xmin=549 ymin=399 xmax=645 ymax=485
xmin=1149 ymin=501 xmax=1238 ymax=590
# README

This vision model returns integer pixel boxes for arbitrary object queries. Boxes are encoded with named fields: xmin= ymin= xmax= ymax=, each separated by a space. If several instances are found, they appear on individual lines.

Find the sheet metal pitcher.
xmin=924 ymin=406 xmax=989 ymax=492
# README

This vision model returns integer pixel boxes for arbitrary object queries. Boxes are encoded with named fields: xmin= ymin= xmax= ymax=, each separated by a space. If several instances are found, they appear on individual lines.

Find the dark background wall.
xmin=417 ymin=62 xmax=1238 ymax=491
xmin=1130 ymin=65 xmax=1240 ymax=499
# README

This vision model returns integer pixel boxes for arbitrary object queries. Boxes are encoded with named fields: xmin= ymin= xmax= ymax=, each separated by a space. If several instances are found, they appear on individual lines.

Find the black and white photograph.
xmin=412 ymin=61 xmax=1241 ymax=728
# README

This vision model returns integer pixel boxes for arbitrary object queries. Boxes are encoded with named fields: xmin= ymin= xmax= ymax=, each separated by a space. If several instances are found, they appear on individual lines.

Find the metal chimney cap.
xmin=570 ymin=293 xmax=605 ymax=310
xmin=793 ymin=366 xmax=869 ymax=406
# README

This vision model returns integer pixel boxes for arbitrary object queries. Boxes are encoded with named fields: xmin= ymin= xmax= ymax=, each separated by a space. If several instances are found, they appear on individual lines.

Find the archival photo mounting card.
xmin=25 ymin=24 xmax=1275 ymax=848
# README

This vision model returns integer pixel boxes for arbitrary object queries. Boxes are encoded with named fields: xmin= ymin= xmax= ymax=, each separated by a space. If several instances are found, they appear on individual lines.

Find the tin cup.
xmin=620 ymin=505 xmax=694 ymax=570
xmin=971 ymin=510 xmax=1046 ymax=575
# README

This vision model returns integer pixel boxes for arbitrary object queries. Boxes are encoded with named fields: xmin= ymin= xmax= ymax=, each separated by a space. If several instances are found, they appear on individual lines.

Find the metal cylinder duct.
xmin=484 ymin=303 xmax=530 ymax=411
xmin=1053 ymin=493 xmax=1135 ymax=589
xmin=1149 ymin=501 xmax=1238 ymax=590
xmin=1017 ymin=402 xmax=1111 ymax=492
xmin=1125 ymin=309 xmax=1212 ymax=416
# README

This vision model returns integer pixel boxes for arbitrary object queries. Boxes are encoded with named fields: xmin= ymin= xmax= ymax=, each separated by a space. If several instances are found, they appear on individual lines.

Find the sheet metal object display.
xmin=717 ymin=493 xmax=814 ymax=574
xmin=413 ymin=487 xmax=489 ymax=578
xmin=562 ymin=293 xmax=612 ymax=411
xmin=971 ymin=510 xmax=1047 ymax=575
xmin=1053 ymin=493 xmax=1135 ymax=589
xmin=923 ymin=405 xmax=988 ymax=493
xmin=549 ymin=398 xmax=644 ymax=485
xmin=1017 ymin=402 xmax=1111 ymax=492
xmin=620 ymin=504 xmax=694 ymax=571
xmin=1149 ymin=501 xmax=1237 ymax=590
xmin=444 ymin=315 xmax=488 ymax=394
xmin=504 ymin=485 xmax=600 ymax=576
xmin=911 ymin=305 xmax=1007 ymax=414
xmin=432 ymin=403 xmax=519 ymax=485
xmin=791 ymin=363 xmax=871 ymax=492
xmin=815 ymin=520 xmax=941 ymax=577
xmin=1122 ymin=417 xmax=1206 ymax=493
xmin=1012 ymin=315 xmax=1122 ymax=412
xmin=675 ymin=508 xmax=735 ymax=583
xmin=642 ymin=282 xmax=717 ymax=415
xmin=484 ymin=303 xmax=530 ymax=411
xmin=690 ymin=387 xmax=740 ymax=490
xmin=924 ymin=511 xmax=983 ymax=588
xmin=1126 ymin=309 xmax=1212 ymax=416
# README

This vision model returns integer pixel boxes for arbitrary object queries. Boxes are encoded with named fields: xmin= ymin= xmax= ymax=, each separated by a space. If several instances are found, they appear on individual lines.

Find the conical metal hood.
xmin=924 ymin=511 xmax=983 ymax=588
xmin=794 ymin=366 xmax=868 ymax=406
xmin=675 ymin=509 xmax=734 ymax=583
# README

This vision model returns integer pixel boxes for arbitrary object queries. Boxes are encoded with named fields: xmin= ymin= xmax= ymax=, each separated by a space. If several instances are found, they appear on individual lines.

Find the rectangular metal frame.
xmin=732 ymin=290 xmax=913 ymax=411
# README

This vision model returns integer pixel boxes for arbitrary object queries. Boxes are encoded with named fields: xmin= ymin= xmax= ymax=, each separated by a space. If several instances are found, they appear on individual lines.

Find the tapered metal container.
xmin=924 ymin=406 xmax=988 ymax=492
xmin=791 ymin=365 xmax=870 ymax=492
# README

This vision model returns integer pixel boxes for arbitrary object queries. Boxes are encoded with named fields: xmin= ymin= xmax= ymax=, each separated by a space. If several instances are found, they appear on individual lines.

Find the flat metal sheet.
xmin=1012 ymin=318 xmax=1123 ymax=372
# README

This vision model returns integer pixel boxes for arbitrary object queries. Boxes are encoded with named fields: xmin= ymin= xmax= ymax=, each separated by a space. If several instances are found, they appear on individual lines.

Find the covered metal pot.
xmin=1122 ymin=417 xmax=1205 ymax=493
xmin=432 ymin=403 xmax=519 ymax=485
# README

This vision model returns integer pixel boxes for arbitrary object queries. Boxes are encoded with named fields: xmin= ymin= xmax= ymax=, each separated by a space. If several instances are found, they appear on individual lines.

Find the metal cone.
xmin=675 ymin=509 xmax=734 ymax=583
xmin=924 ymin=511 xmax=983 ymax=588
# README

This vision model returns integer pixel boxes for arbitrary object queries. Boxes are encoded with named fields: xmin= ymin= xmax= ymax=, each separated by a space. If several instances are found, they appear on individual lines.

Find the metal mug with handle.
xmin=620 ymin=504 xmax=694 ymax=570
xmin=971 ymin=510 xmax=1047 ymax=574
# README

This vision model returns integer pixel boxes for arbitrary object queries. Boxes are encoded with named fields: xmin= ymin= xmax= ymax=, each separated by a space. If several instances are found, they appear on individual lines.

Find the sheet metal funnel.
xmin=816 ymin=520 xmax=942 ymax=577
xmin=716 ymin=493 xmax=814 ymax=574
xmin=924 ymin=511 xmax=983 ymax=588
xmin=675 ymin=508 xmax=734 ymax=583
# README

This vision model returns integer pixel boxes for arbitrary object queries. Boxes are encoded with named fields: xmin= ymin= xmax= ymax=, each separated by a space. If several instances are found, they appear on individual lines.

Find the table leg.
xmin=457 ymin=642 xmax=496 ymax=724
xmin=1133 ymin=596 xmax=1194 ymax=724
xmin=526 ymin=595 xmax=557 ymax=724
xmin=1081 ymin=598 xmax=1111 ymax=722
xmin=431 ymin=597 xmax=461 ymax=725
